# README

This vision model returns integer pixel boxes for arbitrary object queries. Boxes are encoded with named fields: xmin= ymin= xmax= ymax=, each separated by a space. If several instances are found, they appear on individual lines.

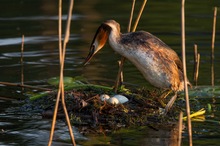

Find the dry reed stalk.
xmin=48 ymin=0 xmax=62 ymax=145
xmin=114 ymin=58 xmax=125 ymax=93
xmin=60 ymin=0 xmax=76 ymax=145
xmin=178 ymin=111 xmax=183 ymax=146
xmin=48 ymin=0 xmax=76 ymax=146
xmin=114 ymin=0 xmax=147 ymax=92
xmin=132 ymin=0 xmax=147 ymax=32
xmin=128 ymin=0 xmax=136 ymax=32
xmin=21 ymin=35 xmax=24 ymax=88
xmin=195 ymin=53 xmax=200 ymax=86
xmin=193 ymin=44 xmax=197 ymax=83
xmin=0 ymin=81 xmax=52 ymax=91
xmin=118 ymin=60 xmax=124 ymax=82
xmin=193 ymin=44 xmax=200 ymax=86
xmin=114 ymin=0 xmax=136 ymax=92
xmin=181 ymin=0 xmax=193 ymax=145
xmin=211 ymin=7 xmax=217 ymax=86
xmin=0 ymin=96 xmax=18 ymax=101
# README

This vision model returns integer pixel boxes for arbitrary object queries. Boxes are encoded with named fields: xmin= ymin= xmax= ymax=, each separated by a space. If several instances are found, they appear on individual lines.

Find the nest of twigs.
xmin=22 ymin=86 xmax=180 ymax=132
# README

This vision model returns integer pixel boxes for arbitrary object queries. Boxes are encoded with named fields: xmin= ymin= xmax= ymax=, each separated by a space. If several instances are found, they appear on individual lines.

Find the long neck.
xmin=108 ymin=29 xmax=124 ymax=55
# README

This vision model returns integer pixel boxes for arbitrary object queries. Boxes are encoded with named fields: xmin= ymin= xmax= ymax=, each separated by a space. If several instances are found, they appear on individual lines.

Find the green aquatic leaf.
xmin=29 ymin=91 xmax=52 ymax=100
xmin=47 ymin=76 xmax=74 ymax=86
xmin=207 ymin=104 xmax=212 ymax=113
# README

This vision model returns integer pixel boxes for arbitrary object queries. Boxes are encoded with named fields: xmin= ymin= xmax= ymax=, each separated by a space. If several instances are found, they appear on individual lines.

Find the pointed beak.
xmin=83 ymin=45 xmax=95 ymax=66
xmin=83 ymin=23 xmax=110 ymax=66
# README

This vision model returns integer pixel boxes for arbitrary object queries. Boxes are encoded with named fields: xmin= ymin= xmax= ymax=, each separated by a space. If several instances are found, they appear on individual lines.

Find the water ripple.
xmin=0 ymin=14 xmax=82 ymax=21
xmin=0 ymin=35 xmax=79 ymax=46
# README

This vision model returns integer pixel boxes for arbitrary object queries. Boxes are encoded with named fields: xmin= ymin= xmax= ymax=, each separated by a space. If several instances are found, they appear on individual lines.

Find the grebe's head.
xmin=83 ymin=20 xmax=120 ymax=65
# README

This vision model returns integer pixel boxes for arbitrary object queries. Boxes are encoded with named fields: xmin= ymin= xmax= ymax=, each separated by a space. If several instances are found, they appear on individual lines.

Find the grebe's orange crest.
xmin=84 ymin=23 xmax=111 ymax=65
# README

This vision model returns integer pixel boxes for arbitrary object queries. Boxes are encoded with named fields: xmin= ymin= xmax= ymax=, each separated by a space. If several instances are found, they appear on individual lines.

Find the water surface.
xmin=0 ymin=0 xmax=220 ymax=145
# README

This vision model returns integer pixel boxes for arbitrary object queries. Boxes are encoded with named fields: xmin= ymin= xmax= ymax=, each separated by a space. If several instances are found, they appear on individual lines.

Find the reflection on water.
xmin=0 ymin=15 xmax=80 ymax=21
xmin=0 ymin=35 xmax=60 ymax=46
xmin=0 ymin=98 xmax=180 ymax=146
xmin=78 ymin=125 xmax=179 ymax=146
xmin=0 ymin=100 xmax=87 ymax=146
xmin=0 ymin=0 xmax=220 ymax=145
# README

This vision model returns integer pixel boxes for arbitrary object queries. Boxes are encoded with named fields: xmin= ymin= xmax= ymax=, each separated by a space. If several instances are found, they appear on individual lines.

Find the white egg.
xmin=112 ymin=95 xmax=129 ymax=104
xmin=100 ymin=94 xmax=110 ymax=101
xmin=107 ymin=97 xmax=119 ymax=105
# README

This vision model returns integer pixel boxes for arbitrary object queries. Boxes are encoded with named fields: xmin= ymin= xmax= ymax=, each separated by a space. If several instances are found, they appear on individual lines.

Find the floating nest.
xmin=21 ymin=83 xmax=183 ymax=133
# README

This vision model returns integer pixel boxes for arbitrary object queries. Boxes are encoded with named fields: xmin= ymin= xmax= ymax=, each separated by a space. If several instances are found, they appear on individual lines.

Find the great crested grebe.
xmin=84 ymin=20 xmax=191 ymax=112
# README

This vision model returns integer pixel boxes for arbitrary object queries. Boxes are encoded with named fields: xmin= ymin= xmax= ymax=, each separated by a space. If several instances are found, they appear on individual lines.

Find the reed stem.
xmin=48 ymin=0 xmax=62 ymax=145
xmin=132 ymin=0 xmax=147 ymax=32
xmin=211 ymin=7 xmax=217 ymax=86
xmin=61 ymin=0 xmax=76 ymax=145
xmin=0 ymin=81 xmax=52 ymax=91
xmin=21 ymin=35 xmax=24 ymax=88
xmin=114 ymin=0 xmax=147 ymax=92
xmin=181 ymin=0 xmax=193 ymax=145
xmin=48 ymin=0 xmax=76 ymax=145
xmin=195 ymin=53 xmax=200 ymax=86
xmin=114 ymin=0 xmax=136 ymax=92
xmin=128 ymin=0 xmax=136 ymax=32
xmin=178 ymin=111 xmax=183 ymax=146
xmin=193 ymin=44 xmax=200 ymax=86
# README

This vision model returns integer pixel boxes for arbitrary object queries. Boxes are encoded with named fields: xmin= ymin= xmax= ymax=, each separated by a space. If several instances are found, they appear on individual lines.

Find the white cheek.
xmin=93 ymin=40 xmax=101 ymax=54
xmin=94 ymin=40 xmax=99 ymax=47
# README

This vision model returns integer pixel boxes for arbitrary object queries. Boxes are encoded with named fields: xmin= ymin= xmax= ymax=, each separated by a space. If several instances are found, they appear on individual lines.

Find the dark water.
xmin=0 ymin=0 xmax=220 ymax=145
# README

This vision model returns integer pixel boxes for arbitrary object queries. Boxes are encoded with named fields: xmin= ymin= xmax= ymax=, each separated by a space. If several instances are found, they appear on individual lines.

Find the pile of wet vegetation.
xmin=20 ymin=77 xmax=192 ymax=132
